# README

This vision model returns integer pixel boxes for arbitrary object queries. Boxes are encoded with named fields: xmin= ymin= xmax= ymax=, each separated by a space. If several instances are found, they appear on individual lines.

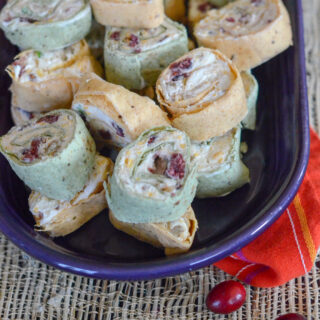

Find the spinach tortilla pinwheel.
xmin=90 ymin=0 xmax=164 ymax=29
xmin=72 ymin=74 xmax=169 ymax=149
xmin=0 ymin=0 xmax=92 ymax=51
xmin=6 ymin=40 xmax=103 ymax=113
xmin=156 ymin=48 xmax=247 ymax=141
xmin=104 ymin=17 xmax=188 ymax=90
xmin=191 ymin=127 xmax=249 ymax=198
xmin=0 ymin=109 xmax=96 ymax=201
xmin=241 ymin=70 xmax=259 ymax=130
xmin=194 ymin=0 xmax=293 ymax=71
xmin=105 ymin=126 xmax=198 ymax=223
xmin=164 ymin=0 xmax=186 ymax=23
xmin=109 ymin=206 xmax=198 ymax=255
xmin=29 ymin=155 xmax=113 ymax=237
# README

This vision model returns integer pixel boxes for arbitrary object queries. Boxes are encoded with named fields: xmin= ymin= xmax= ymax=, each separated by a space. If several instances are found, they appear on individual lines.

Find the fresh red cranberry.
xmin=206 ymin=280 xmax=246 ymax=314
xmin=226 ymin=17 xmax=235 ymax=22
xmin=22 ymin=138 xmax=44 ymax=162
xmin=112 ymin=122 xmax=124 ymax=137
xmin=128 ymin=34 xmax=139 ymax=47
xmin=166 ymin=153 xmax=185 ymax=180
xmin=197 ymin=2 xmax=217 ymax=13
xmin=36 ymin=114 xmax=59 ymax=124
xmin=275 ymin=314 xmax=306 ymax=320
xmin=110 ymin=31 xmax=120 ymax=40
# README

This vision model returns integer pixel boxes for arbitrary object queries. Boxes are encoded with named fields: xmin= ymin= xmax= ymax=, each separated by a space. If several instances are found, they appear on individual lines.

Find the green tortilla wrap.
xmin=0 ymin=0 xmax=92 ymax=51
xmin=104 ymin=17 xmax=188 ymax=90
xmin=105 ymin=126 xmax=198 ymax=223
xmin=0 ymin=109 xmax=96 ymax=201
xmin=191 ymin=127 xmax=249 ymax=198
xmin=241 ymin=70 xmax=259 ymax=130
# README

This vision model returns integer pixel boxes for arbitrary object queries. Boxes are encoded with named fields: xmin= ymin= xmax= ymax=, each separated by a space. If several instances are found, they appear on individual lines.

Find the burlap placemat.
xmin=0 ymin=0 xmax=319 ymax=319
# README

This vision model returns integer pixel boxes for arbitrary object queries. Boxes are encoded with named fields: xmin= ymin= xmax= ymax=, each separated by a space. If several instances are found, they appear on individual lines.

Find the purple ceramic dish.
xmin=0 ymin=0 xmax=309 ymax=280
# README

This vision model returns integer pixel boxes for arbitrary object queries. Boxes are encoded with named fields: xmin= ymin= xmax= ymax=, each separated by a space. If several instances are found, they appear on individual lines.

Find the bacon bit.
xmin=166 ymin=153 xmax=185 ymax=180
xmin=112 ymin=122 xmax=125 ymax=137
xmin=147 ymin=136 xmax=156 ymax=145
xmin=36 ymin=115 xmax=59 ymax=124
xmin=197 ymin=2 xmax=217 ymax=13
xmin=22 ymin=137 xmax=45 ymax=162
xmin=128 ymin=34 xmax=139 ymax=47
xmin=148 ymin=156 xmax=168 ymax=175
xmin=110 ymin=31 xmax=120 ymax=40
xmin=226 ymin=17 xmax=235 ymax=23
xmin=99 ymin=129 xmax=112 ymax=140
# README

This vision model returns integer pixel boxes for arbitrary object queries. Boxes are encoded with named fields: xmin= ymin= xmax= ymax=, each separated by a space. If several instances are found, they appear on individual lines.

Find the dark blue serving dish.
xmin=0 ymin=0 xmax=309 ymax=280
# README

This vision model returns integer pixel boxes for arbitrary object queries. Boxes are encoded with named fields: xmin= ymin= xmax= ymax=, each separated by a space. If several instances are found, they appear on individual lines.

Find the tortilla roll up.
xmin=90 ymin=0 xmax=164 ymax=29
xmin=194 ymin=0 xmax=293 ymax=71
xmin=109 ymin=206 xmax=198 ymax=255
xmin=104 ymin=17 xmax=188 ymax=90
xmin=105 ymin=126 xmax=198 ymax=223
xmin=29 ymin=155 xmax=113 ymax=237
xmin=191 ymin=127 xmax=249 ymax=198
xmin=156 ymin=48 xmax=247 ymax=141
xmin=6 ymin=40 xmax=103 ymax=113
xmin=72 ymin=74 xmax=169 ymax=149
xmin=241 ymin=70 xmax=259 ymax=130
xmin=0 ymin=0 xmax=92 ymax=51
xmin=0 ymin=109 xmax=96 ymax=201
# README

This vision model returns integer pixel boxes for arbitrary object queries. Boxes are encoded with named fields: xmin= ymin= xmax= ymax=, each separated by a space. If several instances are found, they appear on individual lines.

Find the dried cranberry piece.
xmin=98 ymin=129 xmax=112 ymax=140
xmin=134 ymin=47 xmax=141 ymax=54
xmin=226 ymin=17 xmax=235 ymax=22
xmin=170 ymin=58 xmax=192 ymax=71
xmin=110 ymin=31 xmax=120 ymax=40
xmin=166 ymin=153 xmax=185 ymax=180
xmin=36 ymin=115 xmax=59 ymax=124
xmin=128 ymin=34 xmax=139 ymax=47
xmin=112 ymin=122 xmax=125 ymax=137
xmin=197 ymin=2 xmax=217 ymax=13
xmin=22 ymin=138 xmax=44 ymax=162
xmin=147 ymin=136 xmax=156 ymax=145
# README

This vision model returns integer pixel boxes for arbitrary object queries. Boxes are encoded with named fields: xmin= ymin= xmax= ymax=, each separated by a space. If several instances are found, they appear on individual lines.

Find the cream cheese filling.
xmin=117 ymin=129 xmax=188 ymax=200
xmin=159 ymin=49 xmax=233 ymax=109
xmin=166 ymin=216 xmax=190 ymax=241
xmin=106 ymin=18 xmax=180 ymax=54
xmin=1 ymin=112 xmax=75 ymax=164
xmin=191 ymin=129 xmax=235 ymax=173
xmin=196 ymin=0 xmax=278 ymax=38
xmin=1 ymin=0 xmax=85 ymax=27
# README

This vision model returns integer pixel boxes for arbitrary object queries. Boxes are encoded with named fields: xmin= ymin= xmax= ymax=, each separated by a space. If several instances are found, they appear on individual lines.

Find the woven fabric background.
xmin=0 ymin=0 xmax=319 ymax=319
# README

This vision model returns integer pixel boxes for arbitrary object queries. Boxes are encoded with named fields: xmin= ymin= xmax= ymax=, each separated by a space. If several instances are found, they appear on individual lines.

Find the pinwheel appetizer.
xmin=191 ymin=127 xmax=249 ymax=198
xmin=29 ymin=155 xmax=113 ymax=237
xmin=6 ymin=40 xmax=103 ymax=113
xmin=85 ymin=19 xmax=105 ymax=64
xmin=104 ymin=17 xmax=188 ymax=90
xmin=164 ymin=0 xmax=186 ymax=23
xmin=109 ymin=206 xmax=198 ymax=255
xmin=72 ymin=74 xmax=169 ymax=149
xmin=188 ymin=0 xmax=219 ymax=28
xmin=156 ymin=48 xmax=247 ymax=141
xmin=0 ymin=0 xmax=92 ymax=51
xmin=105 ymin=126 xmax=198 ymax=223
xmin=194 ymin=0 xmax=293 ymax=71
xmin=0 ymin=109 xmax=96 ymax=201
xmin=90 ymin=0 xmax=164 ymax=29
xmin=11 ymin=106 xmax=42 ymax=126
xmin=241 ymin=71 xmax=259 ymax=130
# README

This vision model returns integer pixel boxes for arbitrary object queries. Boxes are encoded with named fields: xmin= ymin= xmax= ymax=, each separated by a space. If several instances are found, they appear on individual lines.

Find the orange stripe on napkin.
xmin=214 ymin=129 xmax=320 ymax=288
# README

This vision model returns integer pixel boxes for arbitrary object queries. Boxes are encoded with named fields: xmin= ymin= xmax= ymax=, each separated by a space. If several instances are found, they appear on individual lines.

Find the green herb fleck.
xmin=35 ymin=51 xmax=42 ymax=58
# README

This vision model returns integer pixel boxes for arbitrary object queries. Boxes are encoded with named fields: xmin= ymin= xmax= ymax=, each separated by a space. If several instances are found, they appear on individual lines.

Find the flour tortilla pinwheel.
xmin=90 ymin=0 xmax=164 ymax=28
xmin=29 ymin=155 xmax=113 ymax=237
xmin=0 ymin=109 xmax=96 ymax=201
xmin=105 ymin=126 xmax=198 ymax=223
xmin=6 ymin=40 xmax=103 ymax=113
xmin=0 ymin=0 xmax=92 ymax=51
xmin=156 ymin=48 xmax=247 ymax=141
xmin=109 ymin=206 xmax=198 ymax=255
xmin=191 ymin=127 xmax=249 ymax=198
xmin=194 ymin=0 xmax=293 ymax=71
xmin=72 ymin=74 xmax=169 ymax=149
xmin=104 ymin=17 xmax=188 ymax=90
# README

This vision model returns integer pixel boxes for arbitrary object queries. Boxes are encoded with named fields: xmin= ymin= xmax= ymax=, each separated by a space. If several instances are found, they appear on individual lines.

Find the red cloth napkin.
xmin=214 ymin=129 xmax=320 ymax=288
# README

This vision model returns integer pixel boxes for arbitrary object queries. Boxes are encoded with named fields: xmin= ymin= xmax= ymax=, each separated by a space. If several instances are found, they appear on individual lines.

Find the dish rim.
xmin=0 ymin=0 xmax=309 ymax=280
